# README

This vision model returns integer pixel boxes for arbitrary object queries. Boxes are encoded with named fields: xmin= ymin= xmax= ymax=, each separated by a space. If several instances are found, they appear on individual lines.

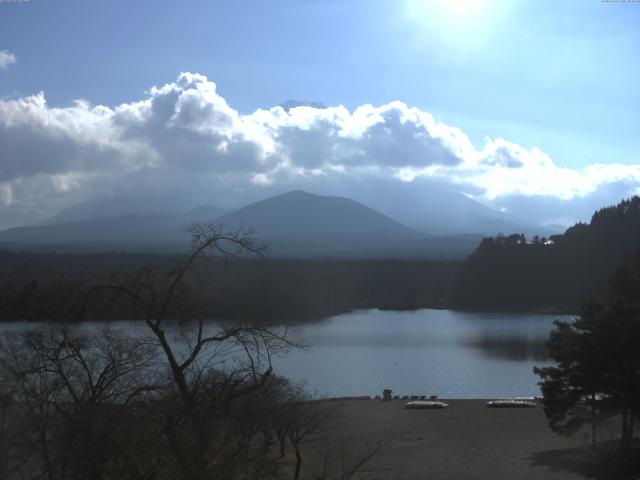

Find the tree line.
xmin=0 ymin=250 xmax=458 ymax=323
xmin=451 ymin=196 xmax=640 ymax=312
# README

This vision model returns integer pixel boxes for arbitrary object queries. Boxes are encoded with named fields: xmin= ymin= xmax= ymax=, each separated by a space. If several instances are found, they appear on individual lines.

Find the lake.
xmin=0 ymin=308 xmax=571 ymax=399
xmin=271 ymin=309 xmax=570 ymax=399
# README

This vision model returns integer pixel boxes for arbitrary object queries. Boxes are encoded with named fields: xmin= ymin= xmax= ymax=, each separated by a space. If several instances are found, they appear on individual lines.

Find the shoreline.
xmin=0 ymin=304 xmax=578 ymax=325
xmin=320 ymin=396 xmax=540 ymax=402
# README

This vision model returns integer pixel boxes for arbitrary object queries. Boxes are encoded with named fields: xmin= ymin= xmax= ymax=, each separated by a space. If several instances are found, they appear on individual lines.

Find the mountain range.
xmin=0 ymin=190 xmax=559 ymax=258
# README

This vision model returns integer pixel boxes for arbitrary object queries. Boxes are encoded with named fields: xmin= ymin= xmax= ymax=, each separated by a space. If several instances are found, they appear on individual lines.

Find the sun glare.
xmin=437 ymin=0 xmax=489 ymax=16
xmin=404 ymin=0 xmax=499 ymax=50
xmin=405 ymin=0 xmax=492 ymax=21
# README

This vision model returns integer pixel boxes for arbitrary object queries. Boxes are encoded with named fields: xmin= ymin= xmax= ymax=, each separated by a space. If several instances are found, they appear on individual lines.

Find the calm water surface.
xmin=271 ymin=309 xmax=570 ymax=399
xmin=0 ymin=309 xmax=570 ymax=399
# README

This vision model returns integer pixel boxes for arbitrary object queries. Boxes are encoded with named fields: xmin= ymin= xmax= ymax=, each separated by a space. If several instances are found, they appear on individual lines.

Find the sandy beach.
xmin=290 ymin=399 xmax=619 ymax=480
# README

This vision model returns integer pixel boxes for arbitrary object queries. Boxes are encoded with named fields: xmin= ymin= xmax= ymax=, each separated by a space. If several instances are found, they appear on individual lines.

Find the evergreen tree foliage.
xmin=452 ymin=196 xmax=640 ymax=311
xmin=535 ymin=251 xmax=640 ymax=448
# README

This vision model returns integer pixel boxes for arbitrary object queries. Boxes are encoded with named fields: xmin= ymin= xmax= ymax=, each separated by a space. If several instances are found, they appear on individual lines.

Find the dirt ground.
xmin=290 ymin=399 xmax=628 ymax=480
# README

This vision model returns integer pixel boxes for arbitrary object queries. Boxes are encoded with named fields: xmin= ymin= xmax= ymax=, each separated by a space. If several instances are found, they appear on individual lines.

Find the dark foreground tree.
xmin=0 ymin=324 xmax=159 ymax=480
xmin=535 ymin=251 xmax=640 ymax=451
xmin=102 ymin=223 xmax=300 ymax=480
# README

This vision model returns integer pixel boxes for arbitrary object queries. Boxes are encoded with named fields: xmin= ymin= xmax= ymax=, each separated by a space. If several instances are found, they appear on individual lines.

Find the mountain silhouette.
xmin=0 ymin=190 xmax=482 ymax=257
xmin=0 ymin=205 xmax=224 ymax=247
xmin=214 ymin=190 xmax=422 ymax=238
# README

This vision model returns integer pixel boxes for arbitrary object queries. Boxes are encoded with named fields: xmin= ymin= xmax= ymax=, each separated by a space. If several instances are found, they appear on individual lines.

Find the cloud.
xmin=0 ymin=50 xmax=16 ymax=70
xmin=0 ymin=92 xmax=147 ymax=183
xmin=0 ymin=71 xmax=639 ymax=229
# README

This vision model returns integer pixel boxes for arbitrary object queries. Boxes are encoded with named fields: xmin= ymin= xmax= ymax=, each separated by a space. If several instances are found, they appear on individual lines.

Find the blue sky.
xmin=0 ymin=0 xmax=639 ymax=228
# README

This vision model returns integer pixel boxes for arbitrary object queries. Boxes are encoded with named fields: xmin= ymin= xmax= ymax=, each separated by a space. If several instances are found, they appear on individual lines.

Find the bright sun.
xmin=405 ymin=0 xmax=497 ymax=34
xmin=404 ymin=0 xmax=493 ymax=24
xmin=435 ymin=0 xmax=489 ymax=16
xmin=404 ymin=0 xmax=497 ymax=43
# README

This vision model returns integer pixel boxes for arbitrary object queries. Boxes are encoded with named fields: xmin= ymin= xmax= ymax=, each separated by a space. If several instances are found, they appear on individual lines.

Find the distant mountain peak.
xmin=271 ymin=190 xmax=324 ymax=200
xmin=279 ymin=100 xmax=327 ymax=112
xmin=214 ymin=190 xmax=420 ymax=239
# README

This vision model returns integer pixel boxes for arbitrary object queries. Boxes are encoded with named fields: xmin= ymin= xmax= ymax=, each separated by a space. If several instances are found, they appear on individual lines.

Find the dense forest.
xmin=0 ymin=250 xmax=458 ymax=323
xmin=450 ymin=196 xmax=640 ymax=311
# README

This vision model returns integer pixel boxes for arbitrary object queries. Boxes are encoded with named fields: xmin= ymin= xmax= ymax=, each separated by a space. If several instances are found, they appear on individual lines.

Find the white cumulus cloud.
xmin=0 ymin=71 xmax=639 ymax=229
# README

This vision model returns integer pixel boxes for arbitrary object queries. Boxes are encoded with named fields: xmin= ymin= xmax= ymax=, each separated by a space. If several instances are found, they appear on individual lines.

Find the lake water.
xmin=0 ymin=308 xmax=571 ymax=399
xmin=271 ymin=309 xmax=570 ymax=399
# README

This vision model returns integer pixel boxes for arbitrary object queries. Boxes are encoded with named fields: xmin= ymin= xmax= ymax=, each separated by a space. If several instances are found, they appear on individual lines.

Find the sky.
xmin=0 ymin=0 xmax=639 ymax=230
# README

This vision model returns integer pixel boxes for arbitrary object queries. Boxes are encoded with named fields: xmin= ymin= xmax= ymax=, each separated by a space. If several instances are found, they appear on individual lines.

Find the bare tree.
xmin=277 ymin=394 xmax=386 ymax=480
xmin=0 ymin=324 xmax=158 ymax=480
xmin=0 ymin=222 xmax=384 ymax=480
xmin=287 ymin=398 xmax=333 ymax=480
xmin=0 ymin=382 xmax=19 ymax=480
xmin=104 ymin=223 xmax=299 ymax=480
xmin=313 ymin=436 xmax=386 ymax=480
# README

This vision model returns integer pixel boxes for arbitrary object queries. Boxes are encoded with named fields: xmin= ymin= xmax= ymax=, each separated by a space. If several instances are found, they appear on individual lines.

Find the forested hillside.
xmin=0 ymin=251 xmax=458 ymax=322
xmin=450 ymin=197 xmax=640 ymax=311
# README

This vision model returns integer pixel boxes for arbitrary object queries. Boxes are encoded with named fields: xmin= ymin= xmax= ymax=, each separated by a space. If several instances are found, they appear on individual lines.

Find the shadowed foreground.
xmin=291 ymin=399 xmax=626 ymax=480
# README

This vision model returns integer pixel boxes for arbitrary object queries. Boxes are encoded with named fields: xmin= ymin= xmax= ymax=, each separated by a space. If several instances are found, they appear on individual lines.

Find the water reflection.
xmin=271 ymin=308 xmax=565 ymax=398
xmin=464 ymin=334 xmax=549 ymax=361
